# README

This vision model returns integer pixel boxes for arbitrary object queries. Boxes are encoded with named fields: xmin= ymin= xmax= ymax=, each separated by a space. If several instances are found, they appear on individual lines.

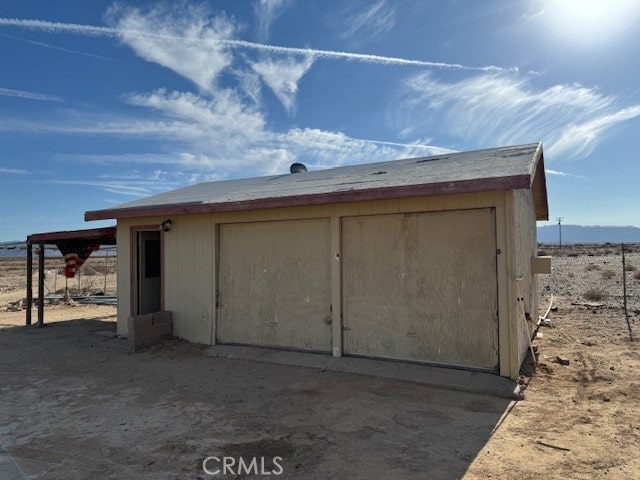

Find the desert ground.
xmin=0 ymin=245 xmax=639 ymax=479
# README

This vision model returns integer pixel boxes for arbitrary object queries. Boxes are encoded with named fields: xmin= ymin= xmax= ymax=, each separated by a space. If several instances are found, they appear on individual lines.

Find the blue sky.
xmin=1 ymin=0 xmax=640 ymax=241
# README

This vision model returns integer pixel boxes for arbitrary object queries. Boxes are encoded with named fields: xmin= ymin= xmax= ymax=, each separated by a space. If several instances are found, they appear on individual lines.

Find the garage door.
xmin=217 ymin=219 xmax=332 ymax=352
xmin=343 ymin=209 xmax=498 ymax=370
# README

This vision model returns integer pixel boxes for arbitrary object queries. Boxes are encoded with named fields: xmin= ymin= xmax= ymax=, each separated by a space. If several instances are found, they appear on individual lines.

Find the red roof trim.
xmin=85 ymin=175 xmax=531 ymax=221
xmin=27 ymin=226 xmax=117 ymax=244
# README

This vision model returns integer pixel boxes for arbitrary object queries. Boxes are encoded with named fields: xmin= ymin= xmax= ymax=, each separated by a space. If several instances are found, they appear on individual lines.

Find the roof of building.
xmin=86 ymin=143 xmax=548 ymax=221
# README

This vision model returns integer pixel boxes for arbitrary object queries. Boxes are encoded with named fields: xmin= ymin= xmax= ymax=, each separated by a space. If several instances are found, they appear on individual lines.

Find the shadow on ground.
xmin=0 ymin=320 xmax=513 ymax=479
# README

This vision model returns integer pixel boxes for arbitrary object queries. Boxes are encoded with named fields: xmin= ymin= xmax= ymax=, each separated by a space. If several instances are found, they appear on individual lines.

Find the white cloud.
xmin=254 ymin=0 xmax=293 ymax=40
xmin=340 ymin=0 xmax=396 ymax=40
xmin=233 ymin=68 xmax=262 ymax=106
xmin=113 ymin=89 xmax=451 ymax=169
xmin=125 ymin=88 xmax=266 ymax=140
xmin=0 ymin=116 xmax=200 ymax=138
xmin=550 ymin=104 xmax=640 ymax=158
xmin=0 ymin=166 xmax=30 ymax=174
xmin=275 ymin=127 xmax=448 ymax=170
xmin=0 ymin=86 xmax=63 ymax=102
xmin=53 ymin=180 xmax=156 ymax=197
xmin=0 ymin=8 xmax=454 ymax=195
xmin=47 ymin=169 xmax=222 ymax=199
xmin=52 ymin=168 xmax=209 ymax=197
xmin=55 ymin=153 xmax=179 ymax=166
xmin=249 ymin=55 xmax=314 ymax=115
xmin=397 ymin=72 xmax=640 ymax=159
xmin=104 ymin=3 xmax=236 ymax=92
xmin=545 ymin=169 xmax=587 ymax=179
xmin=0 ymin=17 xmax=506 ymax=72
xmin=36 ymin=87 xmax=449 ymax=181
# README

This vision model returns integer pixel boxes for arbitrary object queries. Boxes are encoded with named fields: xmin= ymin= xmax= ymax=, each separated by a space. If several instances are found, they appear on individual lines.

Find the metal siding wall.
xmin=115 ymin=221 xmax=130 ymax=336
xmin=495 ymin=197 xmax=513 ymax=377
xmin=342 ymin=209 xmax=499 ymax=369
xmin=116 ymin=192 xmax=508 ymax=356
xmin=217 ymin=219 xmax=332 ymax=351
xmin=210 ymin=192 xmax=503 ymax=224
xmin=164 ymin=214 xmax=214 ymax=344
xmin=513 ymin=189 xmax=538 ymax=365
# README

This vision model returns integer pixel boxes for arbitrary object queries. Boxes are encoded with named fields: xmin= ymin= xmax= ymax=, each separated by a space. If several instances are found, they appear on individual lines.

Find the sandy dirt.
xmin=466 ymin=244 xmax=640 ymax=479
xmin=0 ymin=246 xmax=639 ymax=479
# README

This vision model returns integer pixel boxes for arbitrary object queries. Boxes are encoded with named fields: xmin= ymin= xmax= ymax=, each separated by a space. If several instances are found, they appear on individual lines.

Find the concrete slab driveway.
xmin=0 ymin=319 xmax=512 ymax=479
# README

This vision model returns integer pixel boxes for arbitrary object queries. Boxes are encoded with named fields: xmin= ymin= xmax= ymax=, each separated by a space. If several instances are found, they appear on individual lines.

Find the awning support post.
xmin=26 ymin=242 xmax=33 ymax=326
xmin=37 ymin=242 xmax=45 ymax=327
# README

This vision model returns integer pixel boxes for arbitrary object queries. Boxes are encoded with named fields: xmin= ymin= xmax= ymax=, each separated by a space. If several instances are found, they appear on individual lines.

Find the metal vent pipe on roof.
xmin=290 ymin=162 xmax=307 ymax=173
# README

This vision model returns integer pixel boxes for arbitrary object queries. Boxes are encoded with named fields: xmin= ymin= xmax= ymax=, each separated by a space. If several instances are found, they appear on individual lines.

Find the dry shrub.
xmin=585 ymin=263 xmax=600 ymax=271
xmin=601 ymin=269 xmax=616 ymax=280
xmin=81 ymin=265 xmax=97 ymax=276
xmin=584 ymin=288 xmax=607 ymax=302
xmin=634 ymin=270 xmax=640 ymax=280
xmin=90 ymin=264 xmax=115 ymax=275
xmin=625 ymin=262 xmax=636 ymax=272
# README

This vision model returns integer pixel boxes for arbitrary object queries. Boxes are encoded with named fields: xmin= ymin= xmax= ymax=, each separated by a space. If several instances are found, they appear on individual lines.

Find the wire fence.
xmin=537 ymin=243 xmax=639 ymax=341
xmin=0 ymin=249 xmax=118 ymax=298
xmin=622 ymin=243 xmax=635 ymax=341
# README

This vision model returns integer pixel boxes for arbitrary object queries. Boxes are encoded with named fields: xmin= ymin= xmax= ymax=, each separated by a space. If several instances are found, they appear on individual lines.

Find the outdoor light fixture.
xmin=161 ymin=219 xmax=173 ymax=232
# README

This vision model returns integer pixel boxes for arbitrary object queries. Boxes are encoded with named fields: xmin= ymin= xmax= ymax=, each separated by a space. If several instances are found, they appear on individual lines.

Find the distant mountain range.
xmin=0 ymin=241 xmax=24 ymax=257
xmin=0 ymin=241 xmax=61 ymax=258
xmin=537 ymin=225 xmax=640 ymax=244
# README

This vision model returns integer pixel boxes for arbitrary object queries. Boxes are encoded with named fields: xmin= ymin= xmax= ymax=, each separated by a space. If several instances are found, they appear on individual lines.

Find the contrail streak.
xmin=360 ymin=138 xmax=456 ymax=153
xmin=0 ymin=32 xmax=118 ymax=62
xmin=0 ymin=86 xmax=63 ymax=102
xmin=0 ymin=18 xmax=506 ymax=72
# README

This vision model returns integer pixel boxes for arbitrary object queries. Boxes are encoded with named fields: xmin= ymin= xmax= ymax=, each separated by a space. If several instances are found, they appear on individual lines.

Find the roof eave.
xmin=530 ymin=143 xmax=549 ymax=221
xmin=85 ymin=175 xmax=532 ymax=221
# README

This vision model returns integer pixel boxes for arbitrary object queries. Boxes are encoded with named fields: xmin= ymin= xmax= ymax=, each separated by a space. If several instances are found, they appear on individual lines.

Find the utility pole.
xmin=557 ymin=217 xmax=564 ymax=248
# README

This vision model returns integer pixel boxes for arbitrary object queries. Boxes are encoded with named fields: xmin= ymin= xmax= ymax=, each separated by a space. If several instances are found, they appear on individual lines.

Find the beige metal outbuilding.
xmin=86 ymin=143 xmax=549 ymax=379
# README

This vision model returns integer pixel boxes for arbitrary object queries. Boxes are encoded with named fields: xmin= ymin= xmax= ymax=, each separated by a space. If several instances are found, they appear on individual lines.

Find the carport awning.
xmin=25 ymin=226 xmax=117 ymax=327
xmin=27 ymin=226 xmax=116 ymax=246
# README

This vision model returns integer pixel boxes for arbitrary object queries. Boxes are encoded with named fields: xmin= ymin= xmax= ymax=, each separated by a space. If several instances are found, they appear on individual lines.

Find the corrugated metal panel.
xmin=88 ymin=144 xmax=543 ymax=218
xmin=343 ymin=209 xmax=498 ymax=369
xmin=217 ymin=219 xmax=332 ymax=352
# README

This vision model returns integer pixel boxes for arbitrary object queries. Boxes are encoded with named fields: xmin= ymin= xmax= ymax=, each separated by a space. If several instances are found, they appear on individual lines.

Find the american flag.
xmin=55 ymin=242 xmax=100 ymax=278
